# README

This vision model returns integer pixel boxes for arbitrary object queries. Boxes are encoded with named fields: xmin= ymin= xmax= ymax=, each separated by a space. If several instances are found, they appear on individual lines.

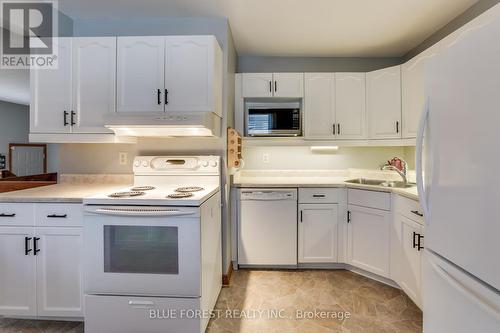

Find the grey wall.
xmin=404 ymin=0 xmax=500 ymax=59
xmin=237 ymin=55 xmax=402 ymax=73
xmin=0 ymin=101 xmax=29 ymax=170
xmin=58 ymin=10 xmax=74 ymax=37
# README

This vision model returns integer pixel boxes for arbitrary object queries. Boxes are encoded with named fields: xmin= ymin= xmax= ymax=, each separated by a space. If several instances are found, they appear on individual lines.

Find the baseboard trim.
xmin=232 ymin=261 xmax=401 ymax=289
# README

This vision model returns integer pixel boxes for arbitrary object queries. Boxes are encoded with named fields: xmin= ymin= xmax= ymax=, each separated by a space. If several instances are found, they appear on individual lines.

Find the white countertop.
xmin=0 ymin=174 xmax=133 ymax=203
xmin=232 ymin=169 xmax=419 ymax=201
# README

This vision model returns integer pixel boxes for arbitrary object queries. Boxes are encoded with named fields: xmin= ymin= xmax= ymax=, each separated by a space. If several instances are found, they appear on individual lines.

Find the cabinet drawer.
xmin=0 ymin=203 xmax=34 ymax=226
xmin=348 ymin=189 xmax=391 ymax=211
xmin=85 ymin=295 xmax=201 ymax=333
xmin=35 ymin=203 xmax=83 ymax=227
xmin=299 ymin=188 xmax=340 ymax=204
xmin=394 ymin=195 xmax=424 ymax=224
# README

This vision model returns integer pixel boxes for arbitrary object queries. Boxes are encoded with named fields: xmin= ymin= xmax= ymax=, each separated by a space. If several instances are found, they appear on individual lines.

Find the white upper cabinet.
xmin=401 ymin=44 xmax=438 ymax=138
xmin=242 ymin=73 xmax=303 ymax=98
xmin=366 ymin=65 xmax=402 ymax=139
xmin=273 ymin=73 xmax=304 ymax=97
xmin=335 ymin=73 xmax=366 ymax=139
xmin=116 ymin=37 xmax=165 ymax=113
xmin=30 ymin=37 xmax=118 ymax=137
xmin=165 ymin=36 xmax=222 ymax=115
xmin=117 ymin=36 xmax=222 ymax=115
xmin=298 ymin=203 xmax=339 ymax=263
xmin=242 ymin=73 xmax=273 ymax=98
xmin=304 ymin=73 xmax=335 ymax=139
xmin=30 ymin=37 xmax=72 ymax=134
xmin=72 ymin=37 xmax=115 ymax=133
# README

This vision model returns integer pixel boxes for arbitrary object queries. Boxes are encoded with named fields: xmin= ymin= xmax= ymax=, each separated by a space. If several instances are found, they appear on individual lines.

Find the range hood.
xmin=104 ymin=112 xmax=221 ymax=137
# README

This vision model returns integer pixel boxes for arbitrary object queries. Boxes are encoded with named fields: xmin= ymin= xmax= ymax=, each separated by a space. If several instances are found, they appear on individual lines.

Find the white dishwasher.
xmin=238 ymin=189 xmax=297 ymax=266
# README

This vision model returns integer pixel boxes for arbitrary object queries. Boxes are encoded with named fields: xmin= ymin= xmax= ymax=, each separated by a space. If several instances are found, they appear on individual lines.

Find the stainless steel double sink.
xmin=345 ymin=178 xmax=416 ymax=189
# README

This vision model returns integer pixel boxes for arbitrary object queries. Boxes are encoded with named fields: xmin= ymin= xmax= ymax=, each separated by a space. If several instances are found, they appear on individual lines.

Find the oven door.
xmin=83 ymin=205 xmax=201 ymax=297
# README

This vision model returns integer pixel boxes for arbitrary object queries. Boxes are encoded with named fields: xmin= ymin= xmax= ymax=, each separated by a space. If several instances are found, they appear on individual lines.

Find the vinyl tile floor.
xmin=0 ymin=269 xmax=422 ymax=333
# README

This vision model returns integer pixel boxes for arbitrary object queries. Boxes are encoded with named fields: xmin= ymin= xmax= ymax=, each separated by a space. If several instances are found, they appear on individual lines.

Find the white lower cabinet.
xmin=347 ymin=204 xmax=391 ymax=278
xmin=298 ymin=203 xmax=338 ymax=263
xmin=0 ymin=227 xmax=37 ymax=316
xmin=0 ymin=203 xmax=83 ymax=318
xmin=36 ymin=227 xmax=83 ymax=317
xmin=398 ymin=216 xmax=424 ymax=308
xmin=392 ymin=195 xmax=425 ymax=308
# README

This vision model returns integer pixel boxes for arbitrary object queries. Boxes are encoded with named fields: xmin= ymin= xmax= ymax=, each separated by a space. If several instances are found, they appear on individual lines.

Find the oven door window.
xmin=104 ymin=225 xmax=179 ymax=274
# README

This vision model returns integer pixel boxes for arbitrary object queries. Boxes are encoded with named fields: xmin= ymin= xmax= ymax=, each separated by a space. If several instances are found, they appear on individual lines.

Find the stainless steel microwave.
xmin=245 ymin=101 xmax=302 ymax=137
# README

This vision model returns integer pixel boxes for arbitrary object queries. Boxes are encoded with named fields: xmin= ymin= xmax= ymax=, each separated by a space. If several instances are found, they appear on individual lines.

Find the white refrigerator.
xmin=417 ymin=9 xmax=500 ymax=333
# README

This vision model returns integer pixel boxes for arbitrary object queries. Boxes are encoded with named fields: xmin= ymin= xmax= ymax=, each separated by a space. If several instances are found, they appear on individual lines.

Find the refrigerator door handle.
xmin=429 ymin=254 xmax=500 ymax=321
xmin=416 ymin=98 xmax=430 ymax=223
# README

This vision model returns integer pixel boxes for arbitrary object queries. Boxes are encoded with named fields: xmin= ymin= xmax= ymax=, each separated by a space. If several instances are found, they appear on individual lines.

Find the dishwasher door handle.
xmin=241 ymin=191 xmax=296 ymax=201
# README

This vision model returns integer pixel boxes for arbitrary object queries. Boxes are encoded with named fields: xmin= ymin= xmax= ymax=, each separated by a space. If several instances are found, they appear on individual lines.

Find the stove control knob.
xmin=210 ymin=161 xmax=218 ymax=167
xmin=134 ymin=160 xmax=141 ymax=167
xmin=201 ymin=161 xmax=209 ymax=167
xmin=142 ymin=161 xmax=149 ymax=167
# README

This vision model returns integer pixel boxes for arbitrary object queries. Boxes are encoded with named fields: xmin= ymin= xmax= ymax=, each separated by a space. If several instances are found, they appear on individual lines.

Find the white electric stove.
xmin=84 ymin=155 xmax=220 ymax=206
xmin=83 ymin=156 xmax=222 ymax=333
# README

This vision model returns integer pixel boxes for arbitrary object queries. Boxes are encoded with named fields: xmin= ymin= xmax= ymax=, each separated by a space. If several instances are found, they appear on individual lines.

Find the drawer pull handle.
xmin=411 ymin=210 xmax=423 ymax=217
xmin=0 ymin=213 xmax=15 ymax=217
xmin=312 ymin=194 xmax=326 ymax=198
xmin=47 ymin=214 xmax=68 ymax=218
xmin=128 ymin=300 xmax=155 ymax=308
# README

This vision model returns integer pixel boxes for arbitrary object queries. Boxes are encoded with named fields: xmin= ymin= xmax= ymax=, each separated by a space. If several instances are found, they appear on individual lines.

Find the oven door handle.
xmin=92 ymin=208 xmax=196 ymax=217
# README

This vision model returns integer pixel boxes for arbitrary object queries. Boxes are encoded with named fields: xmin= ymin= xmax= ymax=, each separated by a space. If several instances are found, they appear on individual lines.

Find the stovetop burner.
xmin=130 ymin=186 xmax=155 ymax=191
xmin=167 ymin=192 xmax=194 ymax=199
xmin=108 ymin=191 xmax=145 ymax=198
xmin=175 ymin=186 xmax=204 ymax=193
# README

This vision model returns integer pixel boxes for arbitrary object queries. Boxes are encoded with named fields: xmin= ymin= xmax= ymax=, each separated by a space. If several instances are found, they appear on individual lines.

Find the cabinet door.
xmin=242 ymin=73 xmax=273 ymax=97
xmin=401 ymin=45 xmax=438 ymax=138
xmin=399 ymin=216 xmax=423 ymax=308
xmin=347 ymin=205 xmax=391 ymax=278
xmin=30 ymin=37 xmax=72 ymax=133
xmin=366 ymin=65 xmax=402 ymax=139
xmin=165 ymin=36 xmax=219 ymax=113
xmin=304 ymin=73 xmax=335 ymax=139
xmin=72 ymin=37 xmax=115 ymax=133
xmin=273 ymin=73 xmax=304 ymax=97
xmin=116 ymin=37 xmax=165 ymax=113
xmin=335 ymin=73 xmax=366 ymax=139
xmin=298 ymin=204 xmax=338 ymax=263
xmin=36 ymin=227 xmax=83 ymax=317
xmin=0 ymin=227 xmax=36 ymax=316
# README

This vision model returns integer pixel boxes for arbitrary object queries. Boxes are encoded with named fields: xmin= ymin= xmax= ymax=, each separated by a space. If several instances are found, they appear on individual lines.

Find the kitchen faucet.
xmin=381 ymin=157 xmax=408 ymax=185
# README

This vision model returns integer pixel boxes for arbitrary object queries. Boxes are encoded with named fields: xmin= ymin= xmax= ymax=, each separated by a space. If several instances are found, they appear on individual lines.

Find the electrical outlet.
xmin=262 ymin=153 xmax=270 ymax=164
xmin=119 ymin=152 xmax=128 ymax=165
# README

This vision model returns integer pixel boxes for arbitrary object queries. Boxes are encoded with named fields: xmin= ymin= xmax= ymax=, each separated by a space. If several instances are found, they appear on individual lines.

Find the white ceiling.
xmin=60 ymin=0 xmax=479 ymax=57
